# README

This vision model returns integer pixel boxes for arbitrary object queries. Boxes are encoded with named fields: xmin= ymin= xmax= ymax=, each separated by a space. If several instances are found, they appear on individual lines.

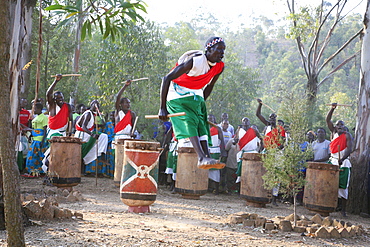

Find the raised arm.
xmin=46 ymin=74 xmax=62 ymax=106
xmin=158 ymin=59 xmax=193 ymax=121
xmin=115 ymin=80 xmax=131 ymax=111
xmin=256 ymin=99 xmax=269 ymax=126
xmin=326 ymin=103 xmax=337 ymax=133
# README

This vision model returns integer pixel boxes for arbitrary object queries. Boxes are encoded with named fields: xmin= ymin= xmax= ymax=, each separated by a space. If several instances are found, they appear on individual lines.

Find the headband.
xmin=205 ymin=37 xmax=224 ymax=51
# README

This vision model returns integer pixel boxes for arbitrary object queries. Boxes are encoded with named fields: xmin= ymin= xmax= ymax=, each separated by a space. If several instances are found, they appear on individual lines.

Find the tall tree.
xmin=1 ymin=0 xmax=26 ymax=245
xmin=351 ymin=0 xmax=370 ymax=214
xmin=286 ymin=0 xmax=363 ymax=126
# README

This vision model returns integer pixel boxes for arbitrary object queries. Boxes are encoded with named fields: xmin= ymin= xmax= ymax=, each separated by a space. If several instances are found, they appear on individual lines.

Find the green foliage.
xmin=45 ymin=0 xmax=147 ymax=41
xmin=262 ymin=86 xmax=312 ymax=199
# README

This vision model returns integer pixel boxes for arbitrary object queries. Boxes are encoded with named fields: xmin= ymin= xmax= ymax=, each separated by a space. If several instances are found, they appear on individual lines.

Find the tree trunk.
xmin=19 ymin=0 xmax=37 ymax=98
xmin=0 ymin=0 xmax=26 ymax=246
xmin=306 ymin=76 xmax=318 ymax=128
xmin=349 ymin=1 xmax=370 ymax=215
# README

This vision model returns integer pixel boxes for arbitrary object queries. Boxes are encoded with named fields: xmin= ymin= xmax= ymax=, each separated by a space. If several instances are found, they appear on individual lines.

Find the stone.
xmin=229 ymin=215 xmax=243 ymax=224
xmin=264 ymin=222 xmax=275 ymax=230
xmin=300 ymin=215 xmax=309 ymax=220
xmin=322 ymin=216 xmax=333 ymax=227
xmin=332 ymin=219 xmax=340 ymax=227
xmin=24 ymin=194 xmax=35 ymax=201
xmin=243 ymin=219 xmax=255 ymax=227
xmin=344 ymin=222 xmax=352 ymax=228
xmin=271 ymin=230 xmax=279 ymax=234
xmin=42 ymin=205 xmax=56 ymax=220
xmin=346 ymin=227 xmax=356 ymax=237
xmin=310 ymin=214 xmax=323 ymax=225
xmin=74 ymin=212 xmax=83 ymax=220
xmin=23 ymin=200 xmax=42 ymax=220
xmin=293 ymin=226 xmax=306 ymax=233
xmin=255 ymin=216 xmax=266 ymax=227
xmin=297 ymin=220 xmax=312 ymax=227
xmin=338 ymin=228 xmax=350 ymax=238
xmin=284 ymin=213 xmax=297 ymax=221
xmin=249 ymin=213 xmax=258 ymax=220
xmin=54 ymin=207 xmax=65 ymax=219
xmin=327 ymin=227 xmax=341 ymax=239
xmin=234 ymin=212 xmax=250 ymax=218
xmin=315 ymin=226 xmax=330 ymax=238
xmin=62 ymin=189 xmax=70 ymax=197
xmin=64 ymin=208 xmax=73 ymax=218
xmin=66 ymin=194 xmax=79 ymax=203
xmin=279 ymin=220 xmax=292 ymax=232
xmin=306 ymin=226 xmax=318 ymax=234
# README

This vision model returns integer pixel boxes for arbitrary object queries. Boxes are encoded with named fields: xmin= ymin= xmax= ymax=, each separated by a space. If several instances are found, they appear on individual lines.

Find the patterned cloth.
xmin=85 ymin=121 xmax=115 ymax=176
xmin=25 ymin=114 xmax=48 ymax=174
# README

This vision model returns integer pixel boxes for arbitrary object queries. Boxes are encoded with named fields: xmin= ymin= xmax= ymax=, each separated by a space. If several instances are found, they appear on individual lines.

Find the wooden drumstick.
xmin=256 ymin=98 xmax=276 ymax=113
xmin=50 ymin=74 xmax=82 ymax=77
xmin=325 ymin=103 xmax=352 ymax=107
xmin=122 ymin=78 xmax=149 ymax=83
xmin=207 ymin=120 xmax=218 ymax=128
xmin=131 ymin=116 xmax=139 ymax=137
xmin=145 ymin=112 xmax=186 ymax=119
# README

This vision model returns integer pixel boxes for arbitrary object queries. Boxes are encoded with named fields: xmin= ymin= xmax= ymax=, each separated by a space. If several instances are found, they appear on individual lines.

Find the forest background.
xmin=22 ymin=1 xmax=362 ymax=142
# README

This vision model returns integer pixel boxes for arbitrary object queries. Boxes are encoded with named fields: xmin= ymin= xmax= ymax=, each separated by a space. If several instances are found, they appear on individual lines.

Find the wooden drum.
xmin=49 ymin=136 xmax=82 ymax=189
xmin=240 ymin=153 xmax=271 ymax=207
xmin=120 ymin=140 xmax=161 ymax=213
xmin=175 ymin=147 xmax=208 ymax=199
xmin=303 ymin=162 xmax=339 ymax=216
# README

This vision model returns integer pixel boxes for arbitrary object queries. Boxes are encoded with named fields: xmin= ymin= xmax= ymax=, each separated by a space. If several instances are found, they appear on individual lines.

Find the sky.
xmin=143 ymin=0 xmax=367 ymax=29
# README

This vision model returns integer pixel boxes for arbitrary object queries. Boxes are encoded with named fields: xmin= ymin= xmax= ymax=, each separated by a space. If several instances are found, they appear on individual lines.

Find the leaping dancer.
xmin=158 ymin=37 xmax=226 ymax=169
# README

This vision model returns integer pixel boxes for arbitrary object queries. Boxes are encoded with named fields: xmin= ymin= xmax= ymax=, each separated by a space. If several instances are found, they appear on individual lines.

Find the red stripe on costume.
xmin=173 ymin=62 xmax=224 ymax=89
xmin=210 ymin=126 xmax=218 ymax=136
xmin=239 ymin=128 xmax=257 ymax=151
xmin=75 ymin=125 xmax=94 ymax=132
xmin=264 ymin=125 xmax=286 ymax=149
xmin=48 ymin=103 xmax=69 ymax=129
xmin=329 ymin=132 xmax=348 ymax=154
xmin=114 ymin=110 xmax=132 ymax=133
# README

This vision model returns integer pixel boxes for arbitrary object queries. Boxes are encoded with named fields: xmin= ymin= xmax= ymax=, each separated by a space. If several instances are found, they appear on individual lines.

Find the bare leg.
xmin=189 ymin=136 xmax=225 ymax=169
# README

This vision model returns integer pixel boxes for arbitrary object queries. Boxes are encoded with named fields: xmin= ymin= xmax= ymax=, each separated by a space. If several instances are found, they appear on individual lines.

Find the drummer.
xmin=42 ymin=74 xmax=73 ymax=172
xmin=75 ymin=100 xmax=108 ymax=173
xmin=158 ymin=36 xmax=226 ymax=169
xmin=326 ymin=103 xmax=353 ymax=217
xmin=114 ymin=80 xmax=137 ymax=142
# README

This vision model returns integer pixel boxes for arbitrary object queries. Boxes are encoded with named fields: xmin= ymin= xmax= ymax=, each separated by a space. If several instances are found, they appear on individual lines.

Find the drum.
xmin=240 ymin=153 xmax=271 ymax=207
xmin=120 ymin=140 xmax=161 ymax=213
xmin=49 ymin=136 xmax=82 ymax=189
xmin=114 ymin=139 xmax=145 ymax=187
xmin=175 ymin=147 xmax=208 ymax=199
xmin=303 ymin=162 xmax=339 ymax=216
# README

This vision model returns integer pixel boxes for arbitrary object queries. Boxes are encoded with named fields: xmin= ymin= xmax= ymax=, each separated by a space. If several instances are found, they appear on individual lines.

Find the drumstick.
xmin=131 ymin=116 xmax=139 ymax=137
xmin=145 ymin=112 xmax=186 ymax=119
xmin=325 ymin=103 xmax=352 ymax=107
xmin=256 ymin=98 xmax=276 ymax=113
xmin=207 ymin=120 xmax=218 ymax=128
xmin=122 ymin=77 xmax=149 ymax=83
xmin=50 ymin=74 xmax=82 ymax=77
xmin=338 ymin=145 xmax=341 ymax=164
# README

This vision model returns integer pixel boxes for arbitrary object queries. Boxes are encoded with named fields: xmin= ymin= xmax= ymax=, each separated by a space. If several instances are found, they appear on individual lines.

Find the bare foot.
xmin=197 ymin=157 xmax=225 ymax=169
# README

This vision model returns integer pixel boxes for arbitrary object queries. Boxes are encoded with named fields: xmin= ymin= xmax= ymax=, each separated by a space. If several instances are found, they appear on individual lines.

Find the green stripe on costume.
xmin=339 ymin=167 xmax=350 ymax=189
xmin=167 ymin=95 xmax=210 ymax=140
xmin=81 ymin=137 xmax=96 ymax=158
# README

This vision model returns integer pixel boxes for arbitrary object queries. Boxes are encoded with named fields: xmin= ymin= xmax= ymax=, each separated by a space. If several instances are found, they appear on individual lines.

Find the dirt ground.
xmin=0 ymin=176 xmax=369 ymax=247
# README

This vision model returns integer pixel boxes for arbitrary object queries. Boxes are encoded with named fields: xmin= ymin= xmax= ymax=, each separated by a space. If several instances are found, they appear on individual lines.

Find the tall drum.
xmin=303 ymin=162 xmax=339 ymax=216
xmin=114 ymin=139 xmax=144 ymax=187
xmin=240 ymin=153 xmax=271 ymax=207
xmin=120 ymin=140 xmax=161 ymax=213
xmin=175 ymin=147 xmax=208 ymax=199
xmin=49 ymin=136 xmax=82 ymax=190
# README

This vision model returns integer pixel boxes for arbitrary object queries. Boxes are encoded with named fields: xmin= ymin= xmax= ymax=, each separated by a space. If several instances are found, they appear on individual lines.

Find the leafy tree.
xmin=286 ymin=0 xmax=363 ymax=127
xmin=263 ymin=86 xmax=312 ymax=226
